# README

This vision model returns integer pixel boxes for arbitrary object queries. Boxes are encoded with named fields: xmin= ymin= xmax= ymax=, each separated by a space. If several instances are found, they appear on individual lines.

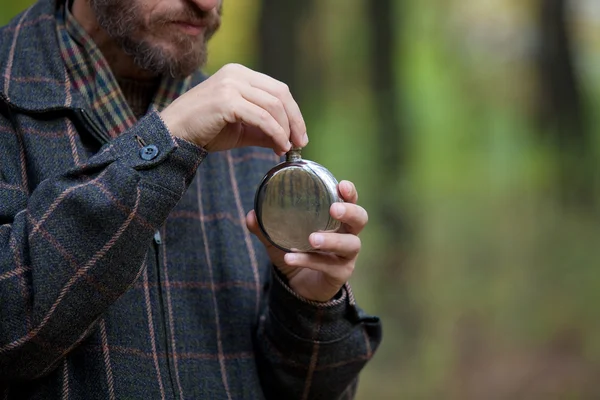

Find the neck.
xmin=71 ymin=0 xmax=156 ymax=80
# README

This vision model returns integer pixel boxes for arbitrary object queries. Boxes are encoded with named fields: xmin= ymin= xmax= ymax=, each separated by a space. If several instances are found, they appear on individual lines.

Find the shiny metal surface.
xmin=254 ymin=148 xmax=342 ymax=252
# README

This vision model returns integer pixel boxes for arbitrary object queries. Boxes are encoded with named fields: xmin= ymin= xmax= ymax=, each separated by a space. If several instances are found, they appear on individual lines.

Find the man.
xmin=0 ymin=0 xmax=382 ymax=398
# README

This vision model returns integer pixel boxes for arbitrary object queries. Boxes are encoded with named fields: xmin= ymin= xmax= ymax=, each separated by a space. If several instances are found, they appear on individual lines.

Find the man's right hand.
xmin=160 ymin=63 xmax=308 ymax=155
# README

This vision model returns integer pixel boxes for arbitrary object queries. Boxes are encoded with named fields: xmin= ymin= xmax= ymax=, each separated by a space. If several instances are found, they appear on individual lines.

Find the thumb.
xmin=246 ymin=210 xmax=287 ymax=268
xmin=246 ymin=210 xmax=271 ymax=247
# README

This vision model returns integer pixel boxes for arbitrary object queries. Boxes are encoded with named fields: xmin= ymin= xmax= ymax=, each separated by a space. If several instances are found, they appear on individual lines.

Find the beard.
xmin=89 ymin=0 xmax=222 ymax=78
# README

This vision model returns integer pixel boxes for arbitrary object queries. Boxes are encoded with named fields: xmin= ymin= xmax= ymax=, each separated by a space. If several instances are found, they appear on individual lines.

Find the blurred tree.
xmin=258 ymin=0 xmax=314 ymax=99
xmin=369 ymin=0 xmax=403 ymax=176
xmin=536 ymin=0 xmax=591 ymax=205
xmin=367 ymin=0 xmax=420 ymax=343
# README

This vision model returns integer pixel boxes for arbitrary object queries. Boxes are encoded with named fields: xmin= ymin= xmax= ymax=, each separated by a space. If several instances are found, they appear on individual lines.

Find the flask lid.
xmin=286 ymin=146 xmax=302 ymax=162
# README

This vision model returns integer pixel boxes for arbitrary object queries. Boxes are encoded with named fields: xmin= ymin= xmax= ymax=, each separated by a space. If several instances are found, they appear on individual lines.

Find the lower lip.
xmin=173 ymin=22 xmax=205 ymax=36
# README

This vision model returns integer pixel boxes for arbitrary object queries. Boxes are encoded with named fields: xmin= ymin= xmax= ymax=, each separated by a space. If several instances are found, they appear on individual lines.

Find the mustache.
xmin=152 ymin=3 xmax=222 ymax=29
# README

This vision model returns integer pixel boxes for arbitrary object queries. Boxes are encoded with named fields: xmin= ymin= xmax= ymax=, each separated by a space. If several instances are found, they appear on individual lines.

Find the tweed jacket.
xmin=0 ymin=1 xmax=382 ymax=399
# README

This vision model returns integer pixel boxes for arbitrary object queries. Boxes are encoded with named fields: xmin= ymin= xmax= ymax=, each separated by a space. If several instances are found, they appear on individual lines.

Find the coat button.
xmin=140 ymin=145 xmax=159 ymax=160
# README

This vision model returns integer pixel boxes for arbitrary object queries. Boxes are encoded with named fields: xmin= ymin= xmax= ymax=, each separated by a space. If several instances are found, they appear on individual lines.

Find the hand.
xmin=246 ymin=180 xmax=368 ymax=302
xmin=160 ymin=63 xmax=308 ymax=155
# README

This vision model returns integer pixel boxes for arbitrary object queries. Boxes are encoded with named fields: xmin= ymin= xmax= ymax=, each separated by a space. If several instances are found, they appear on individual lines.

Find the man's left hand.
xmin=246 ymin=180 xmax=367 ymax=302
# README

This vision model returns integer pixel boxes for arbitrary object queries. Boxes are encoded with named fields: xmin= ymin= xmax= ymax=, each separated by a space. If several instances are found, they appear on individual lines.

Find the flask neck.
xmin=286 ymin=147 xmax=302 ymax=162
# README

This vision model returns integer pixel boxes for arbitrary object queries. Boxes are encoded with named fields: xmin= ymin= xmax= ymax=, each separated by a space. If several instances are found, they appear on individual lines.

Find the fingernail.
xmin=342 ymin=181 xmax=352 ymax=194
xmin=302 ymin=132 xmax=309 ymax=146
xmin=311 ymin=233 xmax=323 ymax=248
xmin=285 ymin=253 xmax=297 ymax=263
xmin=332 ymin=203 xmax=345 ymax=218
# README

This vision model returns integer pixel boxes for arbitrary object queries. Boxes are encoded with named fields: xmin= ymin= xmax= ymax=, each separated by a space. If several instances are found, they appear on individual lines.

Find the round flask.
xmin=254 ymin=147 xmax=342 ymax=252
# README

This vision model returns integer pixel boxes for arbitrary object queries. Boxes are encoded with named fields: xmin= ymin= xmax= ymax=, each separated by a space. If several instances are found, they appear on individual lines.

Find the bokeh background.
xmin=4 ymin=1 xmax=600 ymax=398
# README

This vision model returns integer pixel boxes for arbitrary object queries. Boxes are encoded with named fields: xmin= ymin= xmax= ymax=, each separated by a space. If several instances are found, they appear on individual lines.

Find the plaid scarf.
xmin=55 ymin=2 xmax=193 ymax=138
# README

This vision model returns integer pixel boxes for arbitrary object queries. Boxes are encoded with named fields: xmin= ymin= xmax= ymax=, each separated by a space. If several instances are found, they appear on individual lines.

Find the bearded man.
xmin=0 ymin=0 xmax=382 ymax=398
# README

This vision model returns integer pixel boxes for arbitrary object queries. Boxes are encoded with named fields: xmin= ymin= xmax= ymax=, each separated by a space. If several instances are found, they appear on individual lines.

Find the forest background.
xmin=3 ymin=0 xmax=600 ymax=398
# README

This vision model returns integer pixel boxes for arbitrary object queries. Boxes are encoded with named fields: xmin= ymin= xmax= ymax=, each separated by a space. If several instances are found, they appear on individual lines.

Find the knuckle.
xmin=343 ymin=203 xmax=356 ymax=218
xmin=329 ymin=235 xmax=351 ymax=254
xmin=258 ymin=109 xmax=272 ymax=123
xmin=220 ymin=89 xmax=235 ymax=103
xmin=339 ymin=236 xmax=359 ymax=258
xmin=223 ymin=102 xmax=236 ymax=118
xmin=267 ymin=96 xmax=283 ymax=111
xmin=277 ymin=82 xmax=290 ymax=96
xmin=334 ymin=235 xmax=346 ymax=251
xmin=350 ymin=236 xmax=361 ymax=256
xmin=218 ymin=80 xmax=238 ymax=100
xmin=219 ymin=77 xmax=236 ymax=90
xmin=222 ymin=63 xmax=242 ymax=74
xmin=349 ymin=204 xmax=366 ymax=222
xmin=360 ymin=207 xmax=369 ymax=225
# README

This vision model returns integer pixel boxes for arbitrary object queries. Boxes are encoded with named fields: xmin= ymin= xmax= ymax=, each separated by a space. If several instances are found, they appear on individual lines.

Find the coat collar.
xmin=0 ymin=0 xmax=87 ymax=112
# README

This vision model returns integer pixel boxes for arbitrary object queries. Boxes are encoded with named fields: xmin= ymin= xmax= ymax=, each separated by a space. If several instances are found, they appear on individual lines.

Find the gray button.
xmin=153 ymin=230 xmax=162 ymax=244
xmin=140 ymin=145 xmax=159 ymax=161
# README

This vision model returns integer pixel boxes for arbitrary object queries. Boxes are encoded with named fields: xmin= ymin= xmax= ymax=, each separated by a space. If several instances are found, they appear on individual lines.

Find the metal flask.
xmin=254 ymin=146 xmax=342 ymax=253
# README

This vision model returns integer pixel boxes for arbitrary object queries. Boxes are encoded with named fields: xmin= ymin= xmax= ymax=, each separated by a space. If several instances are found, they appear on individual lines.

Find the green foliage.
xmin=0 ymin=1 xmax=34 ymax=25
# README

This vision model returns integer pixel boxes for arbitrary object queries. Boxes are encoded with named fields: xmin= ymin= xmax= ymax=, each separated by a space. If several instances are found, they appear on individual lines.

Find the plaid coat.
xmin=0 ymin=1 xmax=382 ymax=399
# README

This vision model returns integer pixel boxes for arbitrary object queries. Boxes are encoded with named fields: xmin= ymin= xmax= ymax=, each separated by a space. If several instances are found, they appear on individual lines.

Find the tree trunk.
xmin=536 ymin=0 xmax=590 ymax=205
xmin=367 ymin=0 xmax=419 ymax=345
xmin=258 ymin=0 xmax=312 ymax=96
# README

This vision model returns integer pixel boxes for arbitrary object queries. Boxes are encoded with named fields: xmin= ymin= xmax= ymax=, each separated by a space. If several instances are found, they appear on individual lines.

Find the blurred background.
xmin=4 ymin=0 xmax=600 ymax=398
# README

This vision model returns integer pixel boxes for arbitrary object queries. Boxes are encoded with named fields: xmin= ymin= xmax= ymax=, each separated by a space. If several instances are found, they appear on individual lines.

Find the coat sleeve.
xmin=254 ymin=267 xmax=383 ymax=400
xmin=0 ymin=110 xmax=205 ymax=382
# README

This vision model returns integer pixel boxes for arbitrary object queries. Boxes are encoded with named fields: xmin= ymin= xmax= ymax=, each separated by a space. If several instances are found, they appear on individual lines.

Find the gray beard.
xmin=89 ymin=0 xmax=209 ymax=78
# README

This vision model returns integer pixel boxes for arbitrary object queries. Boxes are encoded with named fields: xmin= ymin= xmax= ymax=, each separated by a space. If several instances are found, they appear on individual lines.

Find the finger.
xmin=242 ymin=70 xmax=307 ymax=147
xmin=236 ymin=123 xmax=289 ymax=156
xmin=283 ymin=252 xmax=354 ymax=282
xmin=246 ymin=210 xmax=274 ymax=248
xmin=236 ymin=123 xmax=282 ymax=155
xmin=330 ymin=202 xmax=368 ymax=235
xmin=231 ymin=98 xmax=290 ymax=153
xmin=338 ymin=180 xmax=358 ymax=204
xmin=309 ymin=232 xmax=361 ymax=259
xmin=240 ymin=85 xmax=291 ymax=143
